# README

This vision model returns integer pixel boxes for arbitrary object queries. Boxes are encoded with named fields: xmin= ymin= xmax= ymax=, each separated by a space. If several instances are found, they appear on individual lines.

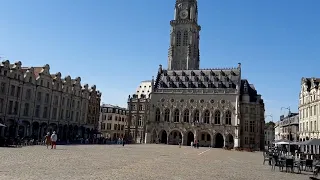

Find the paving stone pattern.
xmin=0 ymin=144 xmax=312 ymax=180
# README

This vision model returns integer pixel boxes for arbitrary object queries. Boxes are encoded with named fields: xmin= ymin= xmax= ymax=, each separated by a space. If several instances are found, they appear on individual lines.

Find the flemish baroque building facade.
xmin=299 ymin=77 xmax=320 ymax=141
xmin=144 ymin=0 xmax=265 ymax=150
xmin=0 ymin=60 xmax=101 ymax=140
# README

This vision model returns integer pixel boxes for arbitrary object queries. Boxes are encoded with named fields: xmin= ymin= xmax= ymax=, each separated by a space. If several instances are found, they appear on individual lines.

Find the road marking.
xmin=198 ymin=149 xmax=210 ymax=155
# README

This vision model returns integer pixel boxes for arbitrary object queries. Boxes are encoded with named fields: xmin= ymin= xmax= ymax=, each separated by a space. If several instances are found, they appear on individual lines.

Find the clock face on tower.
xmin=179 ymin=10 xmax=188 ymax=19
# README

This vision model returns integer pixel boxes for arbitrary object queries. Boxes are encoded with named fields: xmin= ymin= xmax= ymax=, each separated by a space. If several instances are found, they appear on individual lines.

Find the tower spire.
xmin=168 ymin=0 xmax=201 ymax=70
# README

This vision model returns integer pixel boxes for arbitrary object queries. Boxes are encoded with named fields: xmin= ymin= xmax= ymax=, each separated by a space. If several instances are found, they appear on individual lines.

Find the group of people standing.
xmin=191 ymin=139 xmax=200 ymax=148
xmin=44 ymin=131 xmax=58 ymax=149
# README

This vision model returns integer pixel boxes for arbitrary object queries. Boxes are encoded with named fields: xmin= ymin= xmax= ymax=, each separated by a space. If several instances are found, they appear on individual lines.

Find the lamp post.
xmin=265 ymin=114 xmax=273 ymax=122
xmin=281 ymin=107 xmax=291 ymax=116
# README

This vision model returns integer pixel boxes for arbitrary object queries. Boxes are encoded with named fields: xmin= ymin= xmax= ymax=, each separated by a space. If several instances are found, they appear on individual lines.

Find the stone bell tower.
xmin=167 ymin=0 xmax=201 ymax=70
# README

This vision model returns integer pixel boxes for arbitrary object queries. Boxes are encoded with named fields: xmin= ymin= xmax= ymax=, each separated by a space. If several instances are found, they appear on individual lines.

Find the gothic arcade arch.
xmin=214 ymin=132 xmax=224 ymax=148
xmin=159 ymin=130 xmax=167 ymax=144
xmin=168 ymin=129 xmax=182 ymax=145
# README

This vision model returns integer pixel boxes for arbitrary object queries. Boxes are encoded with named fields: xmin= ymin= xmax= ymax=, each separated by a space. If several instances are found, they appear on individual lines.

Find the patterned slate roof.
xmin=154 ymin=65 xmax=241 ymax=89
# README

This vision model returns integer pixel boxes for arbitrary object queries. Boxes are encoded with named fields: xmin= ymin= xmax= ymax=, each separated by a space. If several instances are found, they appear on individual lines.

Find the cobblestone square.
xmin=0 ymin=144 xmax=312 ymax=180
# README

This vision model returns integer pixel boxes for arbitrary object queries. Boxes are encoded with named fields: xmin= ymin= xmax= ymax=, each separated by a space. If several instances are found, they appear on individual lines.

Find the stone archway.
xmin=214 ymin=133 xmax=224 ymax=148
xmin=159 ymin=130 xmax=167 ymax=144
xmin=39 ymin=122 xmax=48 ymax=139
xmin=48 ymin=123 xmax=57 ymax=134
xmin=186 ymin=131 xmax=194 ymax=146
xmin=7 ymin=119 xmax=15 ymax=138
xmin=68 ymin=125 xmax=74 ymax=140
xmin=199 ymin=131 xmax=211 ymax=147
xmin=31 ymin=122 xmax=39 ymax=139
xmin=226 ymin=134 xmax=234 ymax=148
xmin=74 ymin=126 xmax=79 ymax=139
xmin=168 ymin=130 xmax=182 ymax=145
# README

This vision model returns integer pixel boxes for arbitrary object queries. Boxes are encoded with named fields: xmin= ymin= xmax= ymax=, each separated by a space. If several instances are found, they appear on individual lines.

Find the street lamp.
xmin=281 ymin=107 xmax=291 ymax=116
xmin=265 ymin=114 xmax=273 ymax=122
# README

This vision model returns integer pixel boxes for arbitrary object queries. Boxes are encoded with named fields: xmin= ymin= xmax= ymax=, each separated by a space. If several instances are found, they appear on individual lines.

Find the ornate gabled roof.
xmin=301 ymin=77 xmax=320 ymax=91
xmin=154 ymin=65 xmax=241 ymax=90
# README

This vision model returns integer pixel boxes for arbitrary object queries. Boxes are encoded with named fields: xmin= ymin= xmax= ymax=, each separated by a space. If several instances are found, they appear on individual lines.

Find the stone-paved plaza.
xmin=0 ymin=144 xmax=313 ymax=180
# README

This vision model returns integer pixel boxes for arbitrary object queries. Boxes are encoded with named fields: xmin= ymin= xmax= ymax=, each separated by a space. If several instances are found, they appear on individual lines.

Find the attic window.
xmin=244 ymin=86 xmax=248 ymax=92
xmin=182 ymin=71 xmax=186 ymax=76
xmin=172 ymin=71 xmax=176 ymax=76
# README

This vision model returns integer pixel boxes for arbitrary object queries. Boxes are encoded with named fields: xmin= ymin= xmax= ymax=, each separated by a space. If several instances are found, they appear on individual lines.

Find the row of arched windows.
xmin=155 ymin=109 xmax=232 ymax=125
xmin=176 ymin=31 xmax=188 ymax=47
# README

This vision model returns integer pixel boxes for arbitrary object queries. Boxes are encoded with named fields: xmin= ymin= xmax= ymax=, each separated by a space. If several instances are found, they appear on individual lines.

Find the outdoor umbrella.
xmin=274 ymin=139 xmax=293 ymax=145
xmin=299 ymin=139 xmax=320 ymax=146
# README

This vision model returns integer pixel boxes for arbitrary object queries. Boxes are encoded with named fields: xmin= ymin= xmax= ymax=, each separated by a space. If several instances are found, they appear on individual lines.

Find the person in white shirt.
xmin=50 ymin=131 xmax=58 ymax=149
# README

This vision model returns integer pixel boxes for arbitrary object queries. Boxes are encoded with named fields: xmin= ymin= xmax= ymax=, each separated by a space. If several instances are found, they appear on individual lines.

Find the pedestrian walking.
xmin=178 ymin=139 xmax=182 ymax=148
xmin=122 ymin=138 xmax=125 ymax=146
xmin=45 ymin=132 xmax=51 ymax=149
xmin=190 ymin=141 xmax=193 ymax=148
xmin=51 ymin=131 xmax=58 ymax=149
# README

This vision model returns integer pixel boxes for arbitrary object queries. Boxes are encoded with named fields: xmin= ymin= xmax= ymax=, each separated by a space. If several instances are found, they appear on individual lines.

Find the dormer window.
xmin=191 ymin=71 xmax=195 ymax=76
xmin=170 ymin=81 xmax=174 ymax=88
xmin=182 ymin=71 xmax=186 ymax=76
xmin=210 ymin=71 xmax=215 ymax=76
xmin=172 ymin=71 xmax=176 ymax=76
xmin=244 ymin=86 xmax=248 ymax=92
xmin=179 ymin=82 xmax=184 ymax=88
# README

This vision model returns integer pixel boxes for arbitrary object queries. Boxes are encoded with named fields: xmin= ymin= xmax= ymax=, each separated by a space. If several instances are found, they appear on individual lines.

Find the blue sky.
xmin=1 ymin=0 xmax=320 ymax=122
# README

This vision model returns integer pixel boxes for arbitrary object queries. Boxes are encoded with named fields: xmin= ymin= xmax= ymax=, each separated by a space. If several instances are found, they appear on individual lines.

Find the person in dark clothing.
xmin=122 ymin=138 xmax=125 ymax=146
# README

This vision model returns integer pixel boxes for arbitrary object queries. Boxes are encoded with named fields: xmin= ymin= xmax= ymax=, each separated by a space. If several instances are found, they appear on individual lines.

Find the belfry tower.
xmin=167 ymin=0 xmax=201 ymax=70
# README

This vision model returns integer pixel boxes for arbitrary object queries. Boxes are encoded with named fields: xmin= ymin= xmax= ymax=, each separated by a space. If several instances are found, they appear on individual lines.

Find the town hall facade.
xmin=143 ymin=0 xmax=265 ymax=150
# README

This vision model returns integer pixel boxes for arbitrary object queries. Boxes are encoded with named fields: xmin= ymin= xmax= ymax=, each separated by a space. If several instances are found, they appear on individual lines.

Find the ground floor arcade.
xmin=0 ymin=119 xmax=96 ymax=141
xmin=147 ymin=128 xmax=235 ymax=148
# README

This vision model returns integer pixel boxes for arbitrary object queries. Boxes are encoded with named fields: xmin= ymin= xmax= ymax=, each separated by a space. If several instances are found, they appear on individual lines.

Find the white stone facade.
xmin=0 ymin=60 xmax=101 ymax=141
xmin=299 ymin=77 xmax=320 ymax=140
